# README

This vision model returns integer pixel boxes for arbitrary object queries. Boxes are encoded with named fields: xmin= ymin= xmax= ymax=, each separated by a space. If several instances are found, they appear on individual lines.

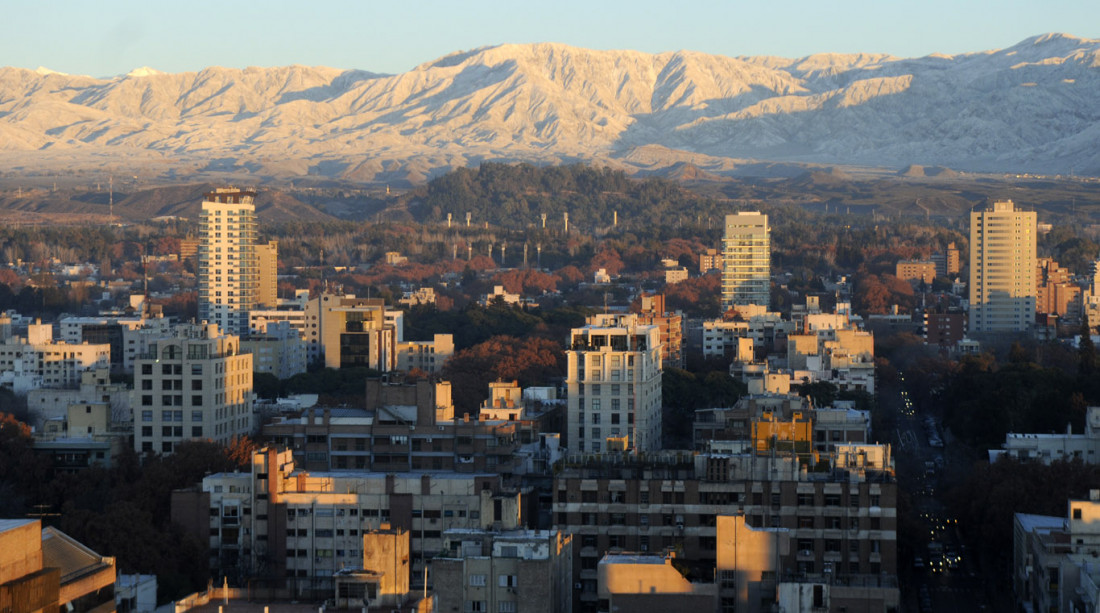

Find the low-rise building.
xmin=396 ymin=334 xmax=454 ymax=374
xmin=895 ymin=260 xmax=936 ymax=285
xmin=432 ymin=529 xmax=573 ymax=613
xmin=242 ymin=321 xmax=308 ymax=379
xmin=173 ymin=447 xmax=525 ymax=599
xmin=399 ymin=287 xmax=437 ymax=307
xmin=27 ymin=367 xmax=130 ymax=432
xmin=993 ymin=406 xmax=1100 ymax=464
xmin=665 ymin=267 xmax=689 ymax=285
xmin=262 ymin=378 xmax=554 ymax=478
xmin=1014 ymin=493 xmax=1100 ymax=613
xmin=0 ymin=320 xmax=111 ymax=394
xmin=0 ymin=519 xmax=117 ymax=613
xmin=481 ymin=285 xmax=525 ymax=307
xmin=598 ymin=552 xmax=717 ymax=613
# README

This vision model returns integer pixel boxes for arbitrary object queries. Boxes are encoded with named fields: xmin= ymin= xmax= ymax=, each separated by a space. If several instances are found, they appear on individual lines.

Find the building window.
xmin=469 ymin=574 xmax=487 ymax=587
xmin=498 ymin=575 xmax=517 ymax=588
xmin=142 ymin=410 xmax=153 ymax=422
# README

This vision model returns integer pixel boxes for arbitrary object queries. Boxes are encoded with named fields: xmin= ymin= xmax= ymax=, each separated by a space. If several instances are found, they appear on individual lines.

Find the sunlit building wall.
xmin=969 ymin=200 xmax=1036 ymax=333
xmin=132 ymin=323 xmax=253 ymax=454
xmin=565 ymin=314 xmax=663 ymax=453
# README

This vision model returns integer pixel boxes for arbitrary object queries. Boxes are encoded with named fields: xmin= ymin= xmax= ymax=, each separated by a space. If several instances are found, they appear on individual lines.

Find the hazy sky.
xmin=7 ymin=0 xmax=1099 ymax=77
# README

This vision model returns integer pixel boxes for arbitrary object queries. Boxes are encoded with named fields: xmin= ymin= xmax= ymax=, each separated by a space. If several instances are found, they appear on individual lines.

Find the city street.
xmin=887 ymin=371 xmax=988 ymax=612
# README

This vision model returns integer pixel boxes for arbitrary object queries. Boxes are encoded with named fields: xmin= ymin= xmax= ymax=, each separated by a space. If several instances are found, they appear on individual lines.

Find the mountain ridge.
xmin=1 ymin=33 xmax=1098 ymax=183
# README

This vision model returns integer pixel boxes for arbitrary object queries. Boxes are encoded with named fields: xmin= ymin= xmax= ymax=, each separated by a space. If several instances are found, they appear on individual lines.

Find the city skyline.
xmin=4 ymin=0 xmax=1099 ymax=77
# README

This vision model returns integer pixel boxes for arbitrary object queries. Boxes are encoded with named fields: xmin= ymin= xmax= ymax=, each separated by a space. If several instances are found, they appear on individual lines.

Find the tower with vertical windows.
xmin=198 ymin=188 xmax=257 ymax=337
xmin=969 ymin=200 xmax=1036 ymax=333
xmin=722 ymin=212 xmax=770 ymax=313
xmin=565 ymin=314 xmax=663 ymax=453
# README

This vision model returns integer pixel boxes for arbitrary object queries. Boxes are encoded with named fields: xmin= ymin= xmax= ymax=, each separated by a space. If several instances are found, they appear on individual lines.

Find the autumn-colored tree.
xmin=663 ymin=272 xmax=721 ymax=317
xmin=587 ymin=247 xmax=625 ymax=277
xmin=555 ymin=265 xmax=584 ymax=286
xmin=443 ymin=335 xmax=564 ymax=414
xmin=493 ymin=269 xmax=559 ymax=295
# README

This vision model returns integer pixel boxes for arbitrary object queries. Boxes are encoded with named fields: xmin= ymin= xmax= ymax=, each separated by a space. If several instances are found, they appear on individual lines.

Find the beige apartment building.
xmin=566 ymin=314 xmax=663 ymax=453
xmin=304 ymin=292 xmax=396 ymax=370
xmin=396 ymin=333 xmax=454 ymax=374
xmin=132 ymin=323 xmax=254 ymax=454
xmin=969 ymin=200 xmax=1036 ymax=333
xmin=895 ymin=260 xmax=936 ymax=285
xmin=254 ymin=239 xmax=279 ymax=309
xmin=722 ymin=212 xmax=770 ymax=311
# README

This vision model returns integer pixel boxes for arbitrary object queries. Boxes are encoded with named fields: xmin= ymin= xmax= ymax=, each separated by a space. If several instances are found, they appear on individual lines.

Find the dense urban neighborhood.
xmin=2 ymin=165 xmax=1100 ymax=613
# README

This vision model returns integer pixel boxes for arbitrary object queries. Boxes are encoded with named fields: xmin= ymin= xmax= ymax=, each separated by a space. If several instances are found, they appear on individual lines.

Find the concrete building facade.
xmin=566 ymin=314 xmax=663 ymax=453
xmin=132 ymin=323 xmax=254 ymax=454
xmin=552 ymin=446 xmax=897 ymax=612
xmin=432 ymin=529 xmax=573 ymax=613
xmin=177 ymin=447 xmax=524 ymax=599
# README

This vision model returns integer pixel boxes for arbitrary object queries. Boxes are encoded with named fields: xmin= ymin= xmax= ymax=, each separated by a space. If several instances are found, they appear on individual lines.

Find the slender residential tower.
xmin=198 ymin=188 xmax=258 ymax=337
xmin=969 ymin=200 xmax=1036 ymax=333
xmin=721 ymin=212 xmax=771 ymax=312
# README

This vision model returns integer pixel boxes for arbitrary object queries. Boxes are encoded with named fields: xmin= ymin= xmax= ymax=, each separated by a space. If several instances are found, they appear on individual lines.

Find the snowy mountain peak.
xmin=34 ymin=66 xmax=67 ymax=76
xmin=1 ymin=34 xmax=1098 ymax=181
xmin=125 ymin=66 xmax=162 ymax=78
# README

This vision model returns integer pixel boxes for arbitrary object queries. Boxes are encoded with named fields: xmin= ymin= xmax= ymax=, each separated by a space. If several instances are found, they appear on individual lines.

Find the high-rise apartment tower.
xmin=565 ymin=314 xmax=663 ymax=453
xmin=722 ymin=212 xmax=770 ymax=312
xmin=198 ymin=188 xmax=257 ymax=336
xmin=969 ymin=200 xmax=1036 ymax=333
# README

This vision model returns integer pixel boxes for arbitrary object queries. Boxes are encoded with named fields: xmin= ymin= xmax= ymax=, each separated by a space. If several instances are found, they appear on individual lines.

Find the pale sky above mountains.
xmin=6 ymin=0 xmax=1099 ymax=77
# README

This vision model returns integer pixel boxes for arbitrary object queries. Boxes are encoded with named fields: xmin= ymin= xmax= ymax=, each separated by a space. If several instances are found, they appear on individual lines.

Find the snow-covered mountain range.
xmin=2 ymin=33 xmax=1098 ymax=182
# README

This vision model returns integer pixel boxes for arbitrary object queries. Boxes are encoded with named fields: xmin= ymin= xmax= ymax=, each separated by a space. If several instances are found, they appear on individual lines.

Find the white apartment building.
xmin=565 ymin=314 xmax=663 ymax=453
xmin=198 ymin=188 xmax=258 ymax=337
xmin=132 ymin=323 xmax=253 ymax=454
xmin=1015 ymin=494 xmax=1100 ymax=613
xmin=27 ymin=367 xmax=131 ymax=431
xmin=241 ymin=321 xmax=308 ymax=379
xmin=0 ymin=321 xmax=111 ymax=394
xmin=969 ymin=200 xmax=1036 ymax=334
xmin=993 ymin=406 xmax=1100 ymax=465
xmin=59 ymin=309 xmax=174 ymax=373
xmin=722 ymin=212 xmax=770 ymax=312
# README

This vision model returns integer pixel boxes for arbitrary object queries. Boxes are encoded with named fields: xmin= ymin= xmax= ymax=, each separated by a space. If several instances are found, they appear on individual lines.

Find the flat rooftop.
xmin=0 ymin=518 xmax=36 ymax=533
